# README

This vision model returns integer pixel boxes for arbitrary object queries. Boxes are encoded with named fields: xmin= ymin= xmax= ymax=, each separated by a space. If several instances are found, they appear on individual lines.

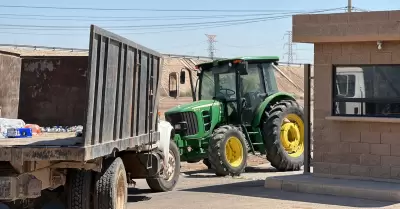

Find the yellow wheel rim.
xmin=224 ymin=136 xmax=244 ymax=167
xmin=280 ymin=113 xmax=304 ymax=157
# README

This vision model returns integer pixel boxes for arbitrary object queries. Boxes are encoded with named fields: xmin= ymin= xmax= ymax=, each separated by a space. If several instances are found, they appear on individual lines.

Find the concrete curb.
xmin=265 ymin=174 xmax=400 ymax=202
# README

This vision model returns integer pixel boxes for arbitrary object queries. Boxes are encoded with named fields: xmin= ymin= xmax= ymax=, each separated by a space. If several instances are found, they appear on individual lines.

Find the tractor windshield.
xmin=199 ymin=65 xmax=237 ymax=100
xmin=199 ymin=62 xmax=278 ymax=100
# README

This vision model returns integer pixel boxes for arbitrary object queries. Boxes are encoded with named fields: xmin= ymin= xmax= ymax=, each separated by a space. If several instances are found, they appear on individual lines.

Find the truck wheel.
xmin=208 ymin=125 xmax=247 ymax=176
xmin=146 ymin=140 xmax=180 ymax=192
xmin=94 ymin=157 xmax=128 ymax=209
xmin=66 ymin=169 xmax=93 ymax=209
xmin=261 ymin=100 xmax=304 ymax=171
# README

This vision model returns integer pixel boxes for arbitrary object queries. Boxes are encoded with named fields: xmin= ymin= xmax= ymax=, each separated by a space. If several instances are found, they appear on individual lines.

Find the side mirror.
xmin=180 ymin=71 xmax=186 ymax=84
xmin=168 ymin=72 xmax=179 ymax=98
xmin=237 ymin=62 xmax=248 ymax=75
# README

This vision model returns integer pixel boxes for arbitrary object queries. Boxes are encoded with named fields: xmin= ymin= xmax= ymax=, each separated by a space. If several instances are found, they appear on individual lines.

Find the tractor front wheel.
xmin=261 ymin=100 xmax=304 ymax=171
xmin=208 ymin=125 xmax=247 ymax=176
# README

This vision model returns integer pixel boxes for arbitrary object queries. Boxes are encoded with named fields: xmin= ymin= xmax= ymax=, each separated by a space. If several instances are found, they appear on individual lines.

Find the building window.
xmin=332 ymin=65 xmax=400 ymax=117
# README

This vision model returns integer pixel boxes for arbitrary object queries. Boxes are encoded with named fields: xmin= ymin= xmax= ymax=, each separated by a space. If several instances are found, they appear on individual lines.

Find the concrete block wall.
xmin=292 ymin=10 xmax=400 ymax=180
xmin=312 ymin=41 xmax=400 ymax=180
xmin=293 ymin=10 xmax=400 ymax=43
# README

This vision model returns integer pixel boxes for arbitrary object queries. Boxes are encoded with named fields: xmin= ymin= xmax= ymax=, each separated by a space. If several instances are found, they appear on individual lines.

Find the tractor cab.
xmin=170 ymin=57 xmax=280 ymax=125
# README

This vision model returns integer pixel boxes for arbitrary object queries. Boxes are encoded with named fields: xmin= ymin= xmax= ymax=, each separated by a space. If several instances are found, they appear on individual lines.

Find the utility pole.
xmin=205 ymin=34 xmax=217 ymax=60
xmin=283 ymin=31 xmax=296 ymax=65
xmin=348 ymin=0 xmax=352 ymax=12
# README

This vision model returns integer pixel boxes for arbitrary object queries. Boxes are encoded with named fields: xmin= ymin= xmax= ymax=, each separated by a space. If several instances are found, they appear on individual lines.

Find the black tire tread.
xmin=94 ymin=157 xmax=127 ymax=209
xmin=208 ymin=125 xmax=247 ymax=176
xmin=66 ymin=170 xmax=92 ymax=209
xmin=262 ymin=100 xmax=304 ymax=171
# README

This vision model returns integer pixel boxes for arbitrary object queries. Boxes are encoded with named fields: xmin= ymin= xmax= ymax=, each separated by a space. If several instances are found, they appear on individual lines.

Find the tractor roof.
xmin=196 ymin=56 xmax=279 ymax=69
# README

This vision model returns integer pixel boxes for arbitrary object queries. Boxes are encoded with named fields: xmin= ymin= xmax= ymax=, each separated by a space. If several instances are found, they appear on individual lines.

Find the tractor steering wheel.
xmin=219 ymin=88 xmax=236 ymax=97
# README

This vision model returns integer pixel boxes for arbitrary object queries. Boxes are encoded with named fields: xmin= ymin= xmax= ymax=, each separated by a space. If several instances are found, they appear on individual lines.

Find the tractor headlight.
xmin=174 ymin=122 xmax=188 ymax=131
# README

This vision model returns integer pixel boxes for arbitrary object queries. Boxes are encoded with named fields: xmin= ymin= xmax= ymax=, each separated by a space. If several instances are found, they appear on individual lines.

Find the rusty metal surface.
xmin=18 ymin=56 xmax=88 ymax=126
xmin=0 ymin=52 xmax=21 ymax=119
xmin=0 ymin=26 xmax=163 ymax=162
xmin=0 ymin=133 xmax=82 ymax=147
xmin=83 ymin=25 xmax=163 ymax=157
xmin=0 ymin=147 xmax=85 ymax=162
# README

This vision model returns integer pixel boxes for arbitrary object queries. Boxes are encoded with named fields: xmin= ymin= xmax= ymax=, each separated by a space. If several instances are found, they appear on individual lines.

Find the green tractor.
xmin=165 ymin=56 xmax=304 ymax=176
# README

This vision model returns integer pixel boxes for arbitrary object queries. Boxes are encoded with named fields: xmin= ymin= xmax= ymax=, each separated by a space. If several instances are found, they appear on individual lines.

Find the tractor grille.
xmin=166 ymin=112 xmax=199 ymax=136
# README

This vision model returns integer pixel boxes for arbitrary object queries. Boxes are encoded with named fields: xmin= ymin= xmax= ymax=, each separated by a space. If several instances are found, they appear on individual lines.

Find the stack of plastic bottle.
xmin=39 ymin=125 xmax=83 ymax=133
xmin=0 ymin=118 xmax=26 ymax=138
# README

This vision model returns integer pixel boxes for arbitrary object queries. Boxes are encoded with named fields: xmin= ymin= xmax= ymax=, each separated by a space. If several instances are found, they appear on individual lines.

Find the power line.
xmin=0 ymin=15 xmax=293 ymax=35
xmin=352 ymin=7 xmax=369 ymax=12
xmin=0 ymin=12 xmax=305 ymax=21
xmin=0 ymin=17 xmax=287 ymax=36
xmin=205 ymin=34 xmax=217 ymax=60
xmin=0 ymin=15 xmax=289 ymax=36
xmin=0 ymin=7 xmax=345 ymax=36
xmin=0 ymin=4 xmax=322 ymax=12
xmin=0 ymin=12 xmax=324 ymax=30
xmin=0 ymin=7 xmax=344 ymax=31
xmin=0 ymin=16 xmax=299 ymax=29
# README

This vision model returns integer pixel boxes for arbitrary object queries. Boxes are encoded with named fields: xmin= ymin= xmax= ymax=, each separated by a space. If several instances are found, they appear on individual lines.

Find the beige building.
xmin=293 ymin=10 xmax=400 ymax=181
xmin=265 ymin=10 xmax=400 ymax=202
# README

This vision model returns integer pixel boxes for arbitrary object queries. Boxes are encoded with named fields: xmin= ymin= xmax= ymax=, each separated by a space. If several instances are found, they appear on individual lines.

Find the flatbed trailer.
xmin=0 ymin=25 xmax=179 ymax=209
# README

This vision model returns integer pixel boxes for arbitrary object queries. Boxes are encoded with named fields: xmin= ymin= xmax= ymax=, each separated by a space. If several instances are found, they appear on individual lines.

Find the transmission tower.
xmin=205 ymin=34 xmax=217 ymax=60
xmin=283 ymin=31 xmax=297 ymax=65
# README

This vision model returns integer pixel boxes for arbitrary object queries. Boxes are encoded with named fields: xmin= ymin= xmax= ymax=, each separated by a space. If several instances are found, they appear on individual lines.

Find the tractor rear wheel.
xmin=208 ymin=125 xmax=247 ymax=176
xmin=261 ymin=100 xmax=304 ymax=171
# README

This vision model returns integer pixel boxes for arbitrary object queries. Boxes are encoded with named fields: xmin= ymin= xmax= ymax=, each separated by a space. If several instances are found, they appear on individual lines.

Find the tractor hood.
xmin=165 ymin=100 xmax=220 ymax=113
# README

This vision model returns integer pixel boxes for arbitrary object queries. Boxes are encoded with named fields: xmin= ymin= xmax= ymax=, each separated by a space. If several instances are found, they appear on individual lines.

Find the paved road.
xmin=129 ymin=165 xmax=400 ymax=209
xmin=2 ymin=163 xmax=397 ymax=209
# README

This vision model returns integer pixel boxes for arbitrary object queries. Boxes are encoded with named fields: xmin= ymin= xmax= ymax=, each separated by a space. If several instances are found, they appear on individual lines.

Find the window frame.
xmin=336 ymin=74 xmax=356 ymax=97
xmin=331 ymin=64 xmax=400 ymax=118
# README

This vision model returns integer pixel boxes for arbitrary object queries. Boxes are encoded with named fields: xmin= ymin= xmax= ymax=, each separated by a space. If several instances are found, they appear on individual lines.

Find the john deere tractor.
xmin=165 ymin=56 xmax=304 ymax=176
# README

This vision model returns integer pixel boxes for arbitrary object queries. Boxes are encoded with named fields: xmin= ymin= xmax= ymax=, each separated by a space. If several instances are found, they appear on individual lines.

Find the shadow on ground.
xmin=128 ymin=188 xmax=154 ymax=203
xmin=180 ymin=180 xmax=397 ymax=208
xmin=181 ymin=166 xmax=282 ymax=178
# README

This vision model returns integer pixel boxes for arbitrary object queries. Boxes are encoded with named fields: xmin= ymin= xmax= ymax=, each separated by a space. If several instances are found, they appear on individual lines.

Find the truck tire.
xmin=208 ymin=125 xmax=247 ymax=176
xmin=66 ymin=169 xmax=93 ymax=209
xmin=94 ymin=157 xmax=128 ymax=209
xmin=261 ymin=100 xmax=304 ymax=171
xmin=146 ymin=140 xmax=180 ymax=192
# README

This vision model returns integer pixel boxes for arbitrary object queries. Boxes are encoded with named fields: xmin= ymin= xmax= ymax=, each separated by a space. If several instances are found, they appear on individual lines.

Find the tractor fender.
xmin=251 ymin=92 xmax=297 ymax=127
xmin=158 ymin=120 xmax=174 ymax=168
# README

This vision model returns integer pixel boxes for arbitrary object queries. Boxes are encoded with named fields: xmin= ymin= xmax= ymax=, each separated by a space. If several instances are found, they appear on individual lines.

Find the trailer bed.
xmin=0 ymin=133 xmax=83 ymax=147
xmin=0 ymin=25 xmax=162 ymax=163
